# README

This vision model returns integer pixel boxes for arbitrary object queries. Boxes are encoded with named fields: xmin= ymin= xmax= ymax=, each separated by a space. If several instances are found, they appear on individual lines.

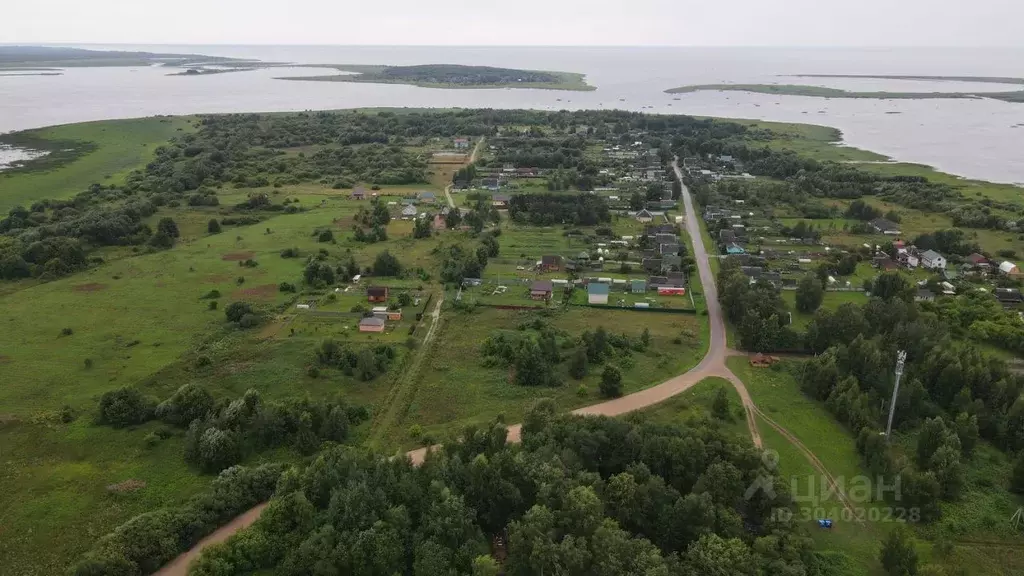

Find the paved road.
xmin=156 ymin=158 xmax=851 ymax=575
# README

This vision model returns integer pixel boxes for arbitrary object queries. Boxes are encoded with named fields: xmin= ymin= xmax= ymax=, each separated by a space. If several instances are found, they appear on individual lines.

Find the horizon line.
xmin=4 ymin=42 xmax=1023 ymax=49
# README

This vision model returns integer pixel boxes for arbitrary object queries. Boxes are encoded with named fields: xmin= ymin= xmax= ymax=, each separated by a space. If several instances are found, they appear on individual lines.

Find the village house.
xmin=657 ymin=285 xmax=686 ymax=296
xmin=453 ymin=137 xmax=470 ymax=149
xmin=726 ymin=243 xmax=746 ymax=255
xmin=492 ymin=193 xmax=510 ymax=207
xmin=481 ymin=178 xmax=500 ymax=191
xmin=870 ymin=218 xmax=902 ymax=235
xmin=387 ymin=310 xmax=403 ymax=321
xmin=921 ymin=250 xmax=947 ymax=270
xmin=401 ymin=205 xmax=418 ymax=219
xmin=661 ymin=254 xmax=683 ymax=271
xmin=418 ymin=191 xmax=436 ymax=203
xmin=540 ymin=255 xmax=562 ymax=272
xmin=587 ymin=282 xmax=610 ymax=304
xmin=873 ymin=255 xmax=898 ymax=271
xmin=967 ymin=253 xmax=990 ymax=268
xmin=1000 ymin=261 xmax=1022 ymax=277
xmin=530 ymin=280 xmax=553 ymax=301
xmin=359 ymin=317 xmax=386 ymax=333
xmin=367 ymin=286 xmax=389 ymax=303
xmin=631 ymin=279 xmax=647 ymax=294
xmin=642 ymin=257 xmax=663 ymax=274
xmin=351 ymin=187 xmax=366 ymax=200
xmin=635 ymin=209 xmax=654 ymax=223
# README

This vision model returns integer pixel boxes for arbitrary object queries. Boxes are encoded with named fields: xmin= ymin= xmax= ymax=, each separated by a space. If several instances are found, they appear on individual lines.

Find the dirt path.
xmin=153 ymin=158 xmax=843 ymax=575
xmin=152 ymin=504 xmax=267 ymax=576
xmin=368 ymin=294 xmax=445 ymax=445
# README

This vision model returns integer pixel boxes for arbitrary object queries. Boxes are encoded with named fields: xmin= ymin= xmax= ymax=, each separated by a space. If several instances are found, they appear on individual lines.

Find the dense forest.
xmin=165 ymin=405 xmax=819 ymax=576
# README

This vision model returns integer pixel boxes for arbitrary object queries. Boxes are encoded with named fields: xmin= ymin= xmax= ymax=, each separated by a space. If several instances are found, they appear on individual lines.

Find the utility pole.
xmin=885 ymin=350 xmax=908 ymax=443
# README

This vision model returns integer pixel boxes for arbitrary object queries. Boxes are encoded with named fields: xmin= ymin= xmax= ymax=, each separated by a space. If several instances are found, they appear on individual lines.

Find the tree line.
xmin=180 ymin=403 xmax=818 ymax=576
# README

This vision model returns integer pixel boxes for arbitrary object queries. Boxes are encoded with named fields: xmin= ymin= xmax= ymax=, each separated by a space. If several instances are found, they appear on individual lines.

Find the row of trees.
xmin=183 ymin=404 xmax=816 ymax=576
xmin=97 ymin=385 xmax=369 ymax=474
xmin=507 ymin=193 xmax=611 ymax=226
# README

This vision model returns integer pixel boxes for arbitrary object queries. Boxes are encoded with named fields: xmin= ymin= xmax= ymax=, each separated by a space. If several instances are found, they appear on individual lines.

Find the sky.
xmin=2 ymin=0 xmax=1021 ymax=46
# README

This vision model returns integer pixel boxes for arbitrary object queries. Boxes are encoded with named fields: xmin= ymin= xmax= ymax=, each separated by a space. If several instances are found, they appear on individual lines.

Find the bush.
xmin=97 ymin=387 xmax=155 ymax=427
xmin=280 ymin=247 xmax=299 ymax=258
xmin=238 ymin=313 xmax=261 ymax=329
xmin=195 ymin=355 xmax=212 ymax=368
xmin=201 ymin=289 xmax=221 ymax=299
xmin=279 ymin=282 xmax=297 ymax=293
xmin=599 ymin=365 xmax=623 ymax=398
xmin=208 ymin=300 xmax=218 ymax=311
xmin=60 ymin=405 xmax=76 ymax=423
xmin=61 ymin=327 xmax=73 ymax=336
xmin=225 ymin=301 xmax=254 ymax=323
xmin=155 ymin=383 xmax=215 ymax=427
xmin=408 ymin=424 xmax=423 ymax=439
xmin=317 ymin=229 xmax=334 ymax=243
xmin=307 ymin=365 xmax=320 ymax=378
xmin=207 ymin=219 xmax=222 ymax=234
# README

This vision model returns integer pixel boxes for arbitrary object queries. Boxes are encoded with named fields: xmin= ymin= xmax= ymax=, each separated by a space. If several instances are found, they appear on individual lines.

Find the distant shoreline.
xmin=665 ymin=83 xmax=1024 ymax=103
xmin=276 ymin=64 xmax=596 ymax=91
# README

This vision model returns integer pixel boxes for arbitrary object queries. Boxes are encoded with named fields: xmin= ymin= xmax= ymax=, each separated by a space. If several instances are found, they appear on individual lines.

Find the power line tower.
xmin=885 ymin=350 xmax=908 ymax=443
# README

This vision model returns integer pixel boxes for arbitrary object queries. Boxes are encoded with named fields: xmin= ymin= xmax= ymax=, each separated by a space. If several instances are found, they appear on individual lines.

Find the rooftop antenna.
xmin=885 ymin=350 xmax=908 ymax=443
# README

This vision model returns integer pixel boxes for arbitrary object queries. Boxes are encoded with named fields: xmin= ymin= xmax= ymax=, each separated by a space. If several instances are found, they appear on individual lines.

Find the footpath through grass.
xmin=0 ymin=116 xmax=194 ymax=211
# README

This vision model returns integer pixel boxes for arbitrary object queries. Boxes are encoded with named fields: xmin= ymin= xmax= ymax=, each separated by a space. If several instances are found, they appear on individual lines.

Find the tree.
xmin=879 ymin=525 xmax=918 ymax=576
xmin=712 ymin=387 xmax=732 ymax=420
xmin=373 ymin=250 xmax=402 ymax=276
xmin=569 ymin=348 xmax=588 ymax=380
xmin=873 ymin=271 xmax=913 ymax=302
xmin=97 ymin=387 xmax=155 ymax=427
xmin=600 ymin=365 xmax=623 ymax=398
xmin=157 ymin=217 xmax=180 ymax=238
xmin=207 ymin=219 xmax=222 ymax=234
xmin=795 ymin=273 xmax=824 ymax=314
xmin=640 ymin=328 xmax=650 ymax=349
xmin=446 ymin=208 xmax=463 ymax=229
xmin=413 ymin=216 xmax=432 ymax=239
xmin=225 ymin=301 xmax=254 ymax=323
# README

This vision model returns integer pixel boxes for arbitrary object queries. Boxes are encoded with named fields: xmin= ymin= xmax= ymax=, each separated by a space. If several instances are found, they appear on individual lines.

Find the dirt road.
xmin=154 ymin=158 xmax=842 ymax=575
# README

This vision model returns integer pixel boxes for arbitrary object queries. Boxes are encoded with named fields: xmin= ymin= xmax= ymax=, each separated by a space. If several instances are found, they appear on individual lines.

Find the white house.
xmin=920 ymin=250 xmax=947 ymax=270
xmin=1000 ymin=261 xmax=1022 ymax=277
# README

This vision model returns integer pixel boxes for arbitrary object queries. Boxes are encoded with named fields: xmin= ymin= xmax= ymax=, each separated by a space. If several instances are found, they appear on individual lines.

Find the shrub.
xmin=279 ymin=282 xmax=297 ymax=293
xmin=408 ymin=424 xmax=423 ymax=439
xmin=61 ymin=327 xmax=74 ymax=336
xmin=97 ymin=387 xmax=155 ymax=427
xmin=317 ymin=229 xmax=334 ymax=243
xmin=60 ymin=405 xmax=76 ymax=423
xmin=207 ymin=219 xmax=222 ymax=234
xmin=84 ymin=358 xmax=94 ymax=369
xmin=238 ymin=313 xmax=261 ymax=329
xmin=307 ymin=365 xmax=320 ymax=378
xmin=208 ymin=300 xmax=218 ymax=310
xmin=236 ymin=276 xmax=245 ymax=285
xmin=225 ymin=301 xmax=254 ymax=323
xmin=280 ymin=247 xmax=299 ymax=258
xmin=599 ymin=365 xmax=623 ymax=398
xmin=156 ymin=383 xmax=215 ymax=427
xmin=201 ymin=289 xmax=221 ymax=299
xmin=195 ymin=355 xmax=212 ymax=368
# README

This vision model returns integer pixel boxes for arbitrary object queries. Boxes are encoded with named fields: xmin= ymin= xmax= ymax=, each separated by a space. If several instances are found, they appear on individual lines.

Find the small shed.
xmin=530 ymin=280 xmax=553 ymax=300
xmin=635 ymin=209 xmax=654 ymax=223
xmin=367 ymin=286 xmax=389 ymax=303
xmin=359 ymin=317 xmax=386 ymax=332
xmin=631 ymin=279 xmax=647 ymax=293
xmin=588 ymin=282 xmax=610 ymax=304
xmin=657 ymin=286 xmax=686 ymax=296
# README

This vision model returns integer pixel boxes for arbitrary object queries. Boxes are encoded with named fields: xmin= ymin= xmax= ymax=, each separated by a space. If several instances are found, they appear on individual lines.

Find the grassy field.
xmin=781 ymin=290 xmax=868 ymax=329
xmin=0 ymin=190 xmax=455 ymax=573
xmin=633 ymin=376 xmax=750 ymax=439
xmin=277 ymin=65 xmax=596 ymax=91
xmin=729 ymin=357 xmax=1024 ymax=575
xmin=379 ymin=306 xmax=707 ymax=449
xmin=0 ymin=116 xmax=195 ymax=211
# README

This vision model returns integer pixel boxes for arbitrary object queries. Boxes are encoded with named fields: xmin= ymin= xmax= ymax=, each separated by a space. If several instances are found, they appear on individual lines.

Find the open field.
xmin=0 ymin=116 xmax=195 ymax=211
xmin=634 ymin=376 xmax=750 ymax=438
xmin=781 ymin=290 xmax=868 ymax=328
xmin=380 ymin=306 xmax=707 ymax=448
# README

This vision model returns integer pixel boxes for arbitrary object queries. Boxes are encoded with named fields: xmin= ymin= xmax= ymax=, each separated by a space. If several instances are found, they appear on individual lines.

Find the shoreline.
xmin=1 ymin=108 xmax=1021 ymax=189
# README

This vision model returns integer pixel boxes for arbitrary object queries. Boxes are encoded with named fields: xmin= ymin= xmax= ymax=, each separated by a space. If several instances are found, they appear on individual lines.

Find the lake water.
xmin=2 ymin=45 xmax=1024 ymax=184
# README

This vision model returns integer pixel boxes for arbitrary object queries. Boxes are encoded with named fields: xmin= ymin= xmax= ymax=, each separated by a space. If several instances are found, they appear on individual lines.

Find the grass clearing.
xmin=781 ymin=290 xmax=868 ymax=329
xmin=385 ymin=306 xmax=707 ymax=449
xmin=634 ymin=376 xmax=750 ymax=439
xmin=0 ymin=116 xmax=195 ymax=211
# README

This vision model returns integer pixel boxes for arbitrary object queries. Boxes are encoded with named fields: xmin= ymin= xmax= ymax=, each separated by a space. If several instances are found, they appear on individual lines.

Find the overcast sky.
xmin=3 ymin=0 xmax=1021 ymax=46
